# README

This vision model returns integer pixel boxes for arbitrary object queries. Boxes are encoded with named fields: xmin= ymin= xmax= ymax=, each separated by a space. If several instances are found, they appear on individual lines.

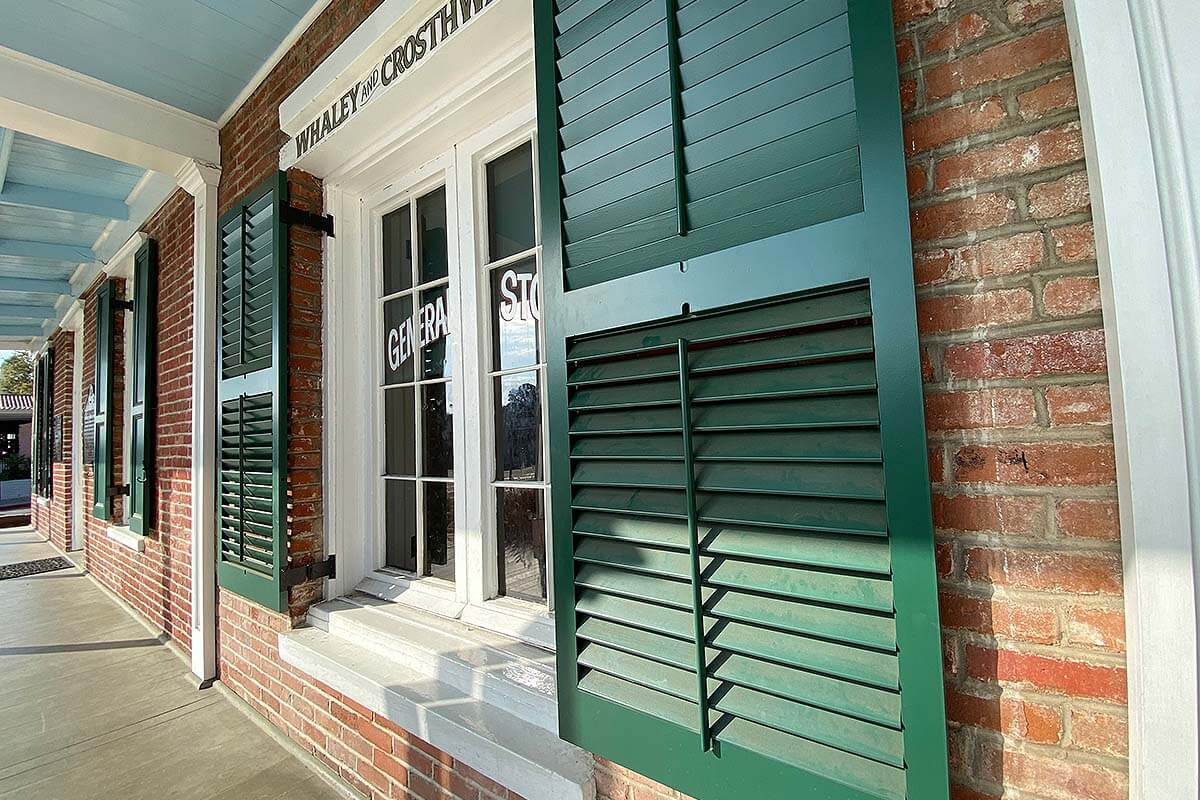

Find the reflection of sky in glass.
xmin=491 ymin=259 xmax=539 ymax=371
xmin=497 ymin=311 xmax=537 ymax=371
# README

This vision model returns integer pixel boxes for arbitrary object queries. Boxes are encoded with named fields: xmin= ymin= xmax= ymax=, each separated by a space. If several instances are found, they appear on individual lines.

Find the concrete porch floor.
xmin=0 ymin=527 xmax=346 ymax=800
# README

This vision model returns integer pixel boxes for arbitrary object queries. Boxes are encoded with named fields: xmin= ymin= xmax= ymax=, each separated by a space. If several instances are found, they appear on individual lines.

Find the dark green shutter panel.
xmin=93 ymin=282 xmax=116 ymax=519
xmin=128 ymin=240 xmax=157 ymax=534
xmin=44 ymin=348 xmax=54 ymax=499
xmin=216 ymin=172 xmax=289 ymax=612
xmin=35 ymin=350 xmax=53 ymax=498
xmin=537 ymin=2 xmax=948 ymax=800
xmin=33 ymin=354 xmax=44 ymax=496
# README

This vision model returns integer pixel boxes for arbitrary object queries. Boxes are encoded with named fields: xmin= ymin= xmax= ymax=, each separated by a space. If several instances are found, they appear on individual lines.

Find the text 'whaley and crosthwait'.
xmin=292 ymin=0 xmax=498 ymax=162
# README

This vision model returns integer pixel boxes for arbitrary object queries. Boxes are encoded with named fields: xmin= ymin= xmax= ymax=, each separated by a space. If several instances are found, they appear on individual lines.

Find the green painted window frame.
xmin=535 ymin=1 xmax=949 ymax=799
xmin=128 ymin=239 xmax=157 ymax=534
xmin=215 ymin=172 xmax=290 ymax=613
xmin=93 ymin=281 xmax=116 ymax=520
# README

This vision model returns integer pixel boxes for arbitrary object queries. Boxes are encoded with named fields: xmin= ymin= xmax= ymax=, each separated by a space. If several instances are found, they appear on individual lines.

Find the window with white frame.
xmin=481 ymin=141 xmax=548 ymax=605
xmin=367 ymin=121 xmax=551 ymax=637
xmin=378 ymin=184 xmax=456 ymax=581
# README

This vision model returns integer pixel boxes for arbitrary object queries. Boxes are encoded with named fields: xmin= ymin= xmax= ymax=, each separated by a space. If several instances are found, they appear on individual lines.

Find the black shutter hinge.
xmin=109 ymin=484 xmax=130 ymax=497
xmin=282 ymin=205 xmax=335 ymax=238
xmin=113 ymin=300 xmax=134 ymax=313
xmin=281 ymin=555 xmax=336 ymax=588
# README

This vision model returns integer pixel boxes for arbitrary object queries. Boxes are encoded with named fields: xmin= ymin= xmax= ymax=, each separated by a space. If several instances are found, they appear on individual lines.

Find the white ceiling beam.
xmin=0 ymin=46 xmax=220 ymax=174
xmin=0 ymin=128 xmax=13 ymax=191
xmin=0 ymin=182 xmax=129 ymax=219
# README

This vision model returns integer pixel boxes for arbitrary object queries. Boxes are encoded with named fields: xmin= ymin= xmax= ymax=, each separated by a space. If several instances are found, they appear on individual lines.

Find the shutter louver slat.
xmin=215 ymin=172 xmax=289 ymax=612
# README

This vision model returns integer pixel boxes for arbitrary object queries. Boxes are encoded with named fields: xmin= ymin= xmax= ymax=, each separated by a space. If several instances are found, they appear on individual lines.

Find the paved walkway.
xmin=0 ymin=527 xmax=345 ymax=800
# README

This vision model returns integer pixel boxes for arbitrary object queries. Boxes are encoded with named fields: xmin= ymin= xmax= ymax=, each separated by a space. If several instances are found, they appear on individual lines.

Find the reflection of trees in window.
xmin=501 ymin=381 xmax=540 ymax=480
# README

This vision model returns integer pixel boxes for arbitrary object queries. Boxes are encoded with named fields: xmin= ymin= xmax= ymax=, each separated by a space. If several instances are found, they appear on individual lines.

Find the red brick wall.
xmin=80 ymin=189 xmax=196 ymax=650
xmin=898 ymin=0 xmax=1128 ymax=798
xmin=32 ymin=329 xmax=74 ymax=551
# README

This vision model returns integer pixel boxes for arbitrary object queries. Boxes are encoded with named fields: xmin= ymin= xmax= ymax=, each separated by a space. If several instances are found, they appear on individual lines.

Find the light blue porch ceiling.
xmin=0 ymin=1 xmax=326 ymax=346
xmin=0 ymin=130 xmax=147 ymax=342
xmin=0 ymin=0 xmax=325 ymax=122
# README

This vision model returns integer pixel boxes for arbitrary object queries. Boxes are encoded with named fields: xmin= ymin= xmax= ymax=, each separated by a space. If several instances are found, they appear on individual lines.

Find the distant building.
xmin=0 ymin=394 xmax=32 ymax=458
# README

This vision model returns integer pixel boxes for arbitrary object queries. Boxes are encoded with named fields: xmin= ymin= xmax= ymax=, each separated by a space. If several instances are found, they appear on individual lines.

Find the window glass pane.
xmin=497 ymin=487 xmax=546 ymax=603
xmin=382 ymin=205 xmax=412 ymax=295
xmin=490 ymin=258 xmax=539 ymax=371
xmin=423 ymin=482 xmax=454 ymax=581
xmin=417 ymin=186 xmax=448 ymax=283
xmin=486 ymin=143 xmax=535 ymax=261
xmin=419 ymin=285 xmax=453 ymax=379
xmin=494 ymin=371 xmax=541 ymax=481
xmin=384 ymin=387 xmax=415 ymax=477
xmin=383 ymin=295 xmax=414 ymax=385
xmin=385 ymin=479 xmax=417 ymax=572
xmin=422 ymin=382 xmax=454 ymax=478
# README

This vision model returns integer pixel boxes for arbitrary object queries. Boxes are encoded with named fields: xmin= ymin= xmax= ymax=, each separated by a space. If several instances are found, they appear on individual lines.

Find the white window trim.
xmin=344 ymin=112 xmax=555 ymax=650
xmin=366 ymin=152 xmax=464 ymax=587
xmin=454 ymin=110 xmax=555 ymax=646
xmin=320 ymin=86 xmax=550 ymax=646
xmin=1065 ymin=1 xmax=1200 ymax=796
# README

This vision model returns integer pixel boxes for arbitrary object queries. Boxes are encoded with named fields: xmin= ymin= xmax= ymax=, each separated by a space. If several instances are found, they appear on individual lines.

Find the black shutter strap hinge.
xmin=109 ymin=484 xmax=130 ymax=497
xmin=281 ymin=555 xmax=336 ymax=588
xmin=113 ymin=299 xmax=134 ymax=313
xmin=282 ymin=205 xmax=335 ymax=238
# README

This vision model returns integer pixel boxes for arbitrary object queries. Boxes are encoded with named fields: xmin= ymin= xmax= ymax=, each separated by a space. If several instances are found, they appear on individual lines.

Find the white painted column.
xmin=1066 ymin=2 xmax=1200 ymax=797
xmin=178 ymin=159 xmax=222 ymax=683
xmin=62 ymin=301 xmax=85 ymax=551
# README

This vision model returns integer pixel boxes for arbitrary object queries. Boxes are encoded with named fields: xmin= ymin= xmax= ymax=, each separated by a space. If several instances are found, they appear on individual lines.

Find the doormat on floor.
xmin=0 ymin=557 xmax=73 ymax=580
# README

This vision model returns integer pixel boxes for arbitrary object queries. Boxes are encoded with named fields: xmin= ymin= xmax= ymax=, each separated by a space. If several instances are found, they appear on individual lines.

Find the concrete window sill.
xmin=106 ymin=525 xmax=146 ymax=553
xmin=279 ymin=595 xmax=593 ymax=800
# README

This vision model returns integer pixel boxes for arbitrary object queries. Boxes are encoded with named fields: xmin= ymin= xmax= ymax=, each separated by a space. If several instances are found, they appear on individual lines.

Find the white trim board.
xmin=1066 ymin=1 xmax=1200 ymax=797
xmin=0 ymin=46 xmax=219 ymax=174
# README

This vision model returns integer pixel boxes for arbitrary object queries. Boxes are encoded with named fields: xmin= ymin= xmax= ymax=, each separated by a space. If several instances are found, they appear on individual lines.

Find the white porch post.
xmin=178 ymin=159 xmax=222 ymax=683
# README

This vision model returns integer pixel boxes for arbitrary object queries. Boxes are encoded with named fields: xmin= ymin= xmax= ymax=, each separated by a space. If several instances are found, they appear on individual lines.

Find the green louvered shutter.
xmin=537 ymin=2 xmax=949 ymax=800
xmin=33 ymin=353 xmax=44 ymax=496
xmin=44 ymin=347 xmax=54 ymax=499
xmin=216 ymin=173 xmax=289 ymax=612
xmin=34 ymin=350 xmax=53 ymax=498
xmin=93 ymin=281 xmax=116 ymax=519
xmin=128 ymin=240 xmax=157 ymax=534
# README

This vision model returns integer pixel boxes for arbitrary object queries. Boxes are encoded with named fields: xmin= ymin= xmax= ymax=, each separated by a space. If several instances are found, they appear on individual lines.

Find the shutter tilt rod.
xmin=677 ymin=338 xmax=711 ymax=752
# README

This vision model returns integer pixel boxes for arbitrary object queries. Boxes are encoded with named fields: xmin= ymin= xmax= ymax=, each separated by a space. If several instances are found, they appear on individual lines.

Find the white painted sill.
xmin=279 ymin=596 xmax=593 ymax=800
xmin=358 ymin=570 xmax=557 ymax=650
xmin=34 ymin=496 xmax=49 ymax=508
xmin=106 ymin=524 xmax=146 ymax=553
